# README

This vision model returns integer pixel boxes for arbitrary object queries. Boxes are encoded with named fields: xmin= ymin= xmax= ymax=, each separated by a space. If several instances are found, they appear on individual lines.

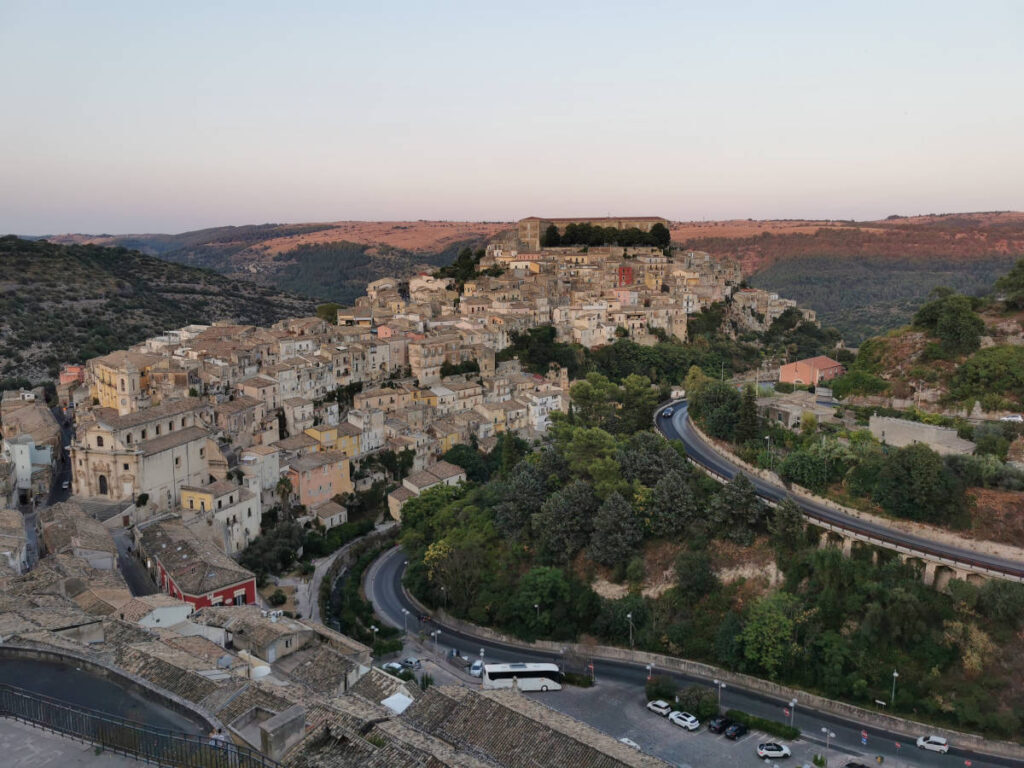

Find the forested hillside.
xmin=0 ymin=236 xmax=314 ymax=387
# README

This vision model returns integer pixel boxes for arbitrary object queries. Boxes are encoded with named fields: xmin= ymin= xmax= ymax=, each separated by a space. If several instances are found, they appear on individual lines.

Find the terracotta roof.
xmin=139 ymin=425 xmax=210 ymax=456
xmin=95 ymin=397 xmax=205 ymax=430
xmin=139 ymin=520 xmax=253 ymax=597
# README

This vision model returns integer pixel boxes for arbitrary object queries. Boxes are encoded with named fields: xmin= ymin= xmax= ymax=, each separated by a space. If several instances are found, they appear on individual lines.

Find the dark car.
xmin=724 ymin=722 xmax=749 ymax=740
xmin=708 ymin=716 xmax=732 ymax=734
xmin=661 ymin=407 xmax=674 ymax=418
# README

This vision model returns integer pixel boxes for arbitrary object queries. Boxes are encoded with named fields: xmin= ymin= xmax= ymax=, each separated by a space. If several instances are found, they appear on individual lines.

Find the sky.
xmin=2 ymin=1 xmax=1023 ymax=234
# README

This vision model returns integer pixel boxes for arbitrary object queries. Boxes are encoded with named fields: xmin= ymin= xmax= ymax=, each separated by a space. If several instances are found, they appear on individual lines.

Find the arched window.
xmin=120 ymin=379 xmax=126 ymax=392
xmin=98 ymin=475 xmax=108 ymax=495
xmin=96 ymin=436 xmax=104 ymax=448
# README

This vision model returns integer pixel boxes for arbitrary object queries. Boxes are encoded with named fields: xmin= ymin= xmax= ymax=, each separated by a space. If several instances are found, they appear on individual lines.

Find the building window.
xmin=199 ymin=448 xmax=205 ymax=458
xmin=189 ymin=498 xmax=194 ymax=509
xmin=141 ymin=429 xmax=147 ymax=439
xmin=155 ymin=425 xmax=161 ymax=435
xmin=168 ymin=421 xmax=173 ymax=431
xmin=126 ymin=433 xmax=132 ymax=444
xmin=175 ymin=456 xmax=180 ymax=466
xmin=181 ymin=418 xmax=186 ymax=427
xmin=123 ymin=463 xmax=129 ymax=471
xmin=96 ymin=436 xmax=104 ymax=447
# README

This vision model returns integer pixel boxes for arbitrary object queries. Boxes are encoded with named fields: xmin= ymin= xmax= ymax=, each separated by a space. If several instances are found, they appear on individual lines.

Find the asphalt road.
xmin=366 ymin=543 xmax=1022 ymax=768
xmin=656 ymin=401 xmax=1024 ymax=578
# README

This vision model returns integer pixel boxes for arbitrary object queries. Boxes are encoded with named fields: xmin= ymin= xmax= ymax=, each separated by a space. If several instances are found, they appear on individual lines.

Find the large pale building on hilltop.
xmin=518 ymin=216 xmax=668 ymax=251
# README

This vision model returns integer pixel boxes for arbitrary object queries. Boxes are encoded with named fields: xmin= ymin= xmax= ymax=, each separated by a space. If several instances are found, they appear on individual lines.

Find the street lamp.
xmin=625 ymin=612 xmax=634 ymax=649
xmin=821 ymin=727 xmax=835 ymax=752
xmin=764 ymin=435 xmax=772 ymax=472
xmin=713 ymin=679 xmax=726 ymax=708
xmin=440 ymin=586 xmax=447 ymax=610
xmin=370 ymin=625 xmax=379 ymax=645
xmin=401 ymin=608 xmax=410 ymax=634
xmin=533 ymin=603 xmax=540 ymax=621
xmin=891 ymin=670 xmax=899 ymax=707
xmin=789 ymin=698 xmax=798 ymax=727
xmin=645 ymin=663 xmax=652 ymax=681
xmin=431 ymin=629 xmax=441 ymax=656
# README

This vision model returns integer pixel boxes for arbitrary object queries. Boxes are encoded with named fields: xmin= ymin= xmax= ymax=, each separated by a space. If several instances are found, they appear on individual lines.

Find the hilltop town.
xmin=0 ymin=216 xmax=822 ymax=768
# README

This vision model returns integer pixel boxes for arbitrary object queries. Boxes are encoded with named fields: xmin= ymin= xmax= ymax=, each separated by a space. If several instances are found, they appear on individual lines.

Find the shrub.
xmin=645 ymin=675 xmax=678 ymax=701
xmin=725 ymin=709 xmax=800 ymax=740
xmin=563 ymin=672 xmax=594 ymax=688
xmin=268 ymin=589 xmax=287 ymax=607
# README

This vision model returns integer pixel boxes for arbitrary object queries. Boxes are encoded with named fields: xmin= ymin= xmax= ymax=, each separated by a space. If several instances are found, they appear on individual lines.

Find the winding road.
xmin=657 ymin=401 xmax=1024 ymax=581
xmin=366 ymin=546 xmax=1023 ymax=768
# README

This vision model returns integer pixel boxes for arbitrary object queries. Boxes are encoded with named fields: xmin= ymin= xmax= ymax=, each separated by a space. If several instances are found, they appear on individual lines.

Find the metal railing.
xmin=0 ymin=684 xmax=280 ymax=768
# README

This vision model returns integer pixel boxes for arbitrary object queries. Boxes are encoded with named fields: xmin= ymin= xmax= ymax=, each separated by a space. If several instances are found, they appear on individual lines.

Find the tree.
xmin=492 ymin=461 xmax=547 ymax=539
xmin=564 ymin=427 xmax=624 ymax=497
xmin=709 ymin=474 xmax=762 ymax=544
xmin=735 ymin=384 xmax=759 ymax=444
xmin=315 ymin=302 xmax=342 ymax=323
xmin=510 ymin=566 xmax=571 ymax=638
xmin=618 ymin=431 xmax=688 ymax=487
xmin=541 ymin=224 xmax=561 ymax=247
xmin=532 ymin=480 xmax=598 ymax=564
xmin=570 ymin=373 xmax=619 ymax=429
xmin=683 ymin=365 xmax=713 ymax=399
xmin=914 ymin=291 xmax=985 ymax=356
xmin=994 ymin=258 xmax=1024 ymax=309
xmin=619 ymin=374 xmax=659 ymax=434
xmin=588 ymin=492 xmax=643 ymax=566
xmin=674 ymin=550 xmax=718 ymax=603
xmin=769 ymin=498 xmax=806 ymax=552
xmin=647 ymin=470 xmax=698 ymax=537
xmin=873 ymin=443 xmax=968 ymax=526
xmin=778 ymin=450 xmax=828 ymax=493
xmin=741 ymin=592 xmax=801 ymax=679
xmin=442 ymin=444 xmax=489 ymax=483
xmin=649 ymin=222 xmax=671 ymax=249
xmin=275 ymin=476 xmax=294 ymax=516
xmin=689 ymin=381 xmax=741 ymax=440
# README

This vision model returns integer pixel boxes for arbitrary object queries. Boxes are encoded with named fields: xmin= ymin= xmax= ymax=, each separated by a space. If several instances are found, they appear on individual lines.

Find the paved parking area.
xmin=0 ymin=718 xmax=138 ymax=767
xmin=526 ymin=680 xmax=904 ymax=768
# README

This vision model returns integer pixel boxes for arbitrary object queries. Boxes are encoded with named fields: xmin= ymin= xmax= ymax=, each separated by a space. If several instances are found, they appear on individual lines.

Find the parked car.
xmin=618 ymin=737 xmax=641 ymax=751
xmin=381 ymin=662 xmax=404 ymax=674
xmin=661 ymin=407 xmax=674 ymax=418
xmin=724 ymin=722 xmax=749 ymax=740
xmin=1000 ymin=414 xmax=1023 ymax=422
xmin=916 ymin=735 xmax=949 ymax=753
xmin=469 ymin=660 xmax=483 ymax=678
xmin=708 ymin=716 xmax=732 ymax=734
xmin=400 ymin=657 xmax=422 ymax=670
xmin=668 ymin=711 xmax=700 ymax=731
xmin=646 ymin=700 xmax=673 ymax=716
xmin=757 ymin=743 xmax=792 ymax=759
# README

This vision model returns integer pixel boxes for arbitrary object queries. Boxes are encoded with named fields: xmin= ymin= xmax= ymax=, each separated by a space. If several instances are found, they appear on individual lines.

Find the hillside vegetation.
xmin=0 ymin=236 xmax=313 ymax=386
xmin=680 ymin=212 xmax=1024 ymax=342
xmin=46 ymin=221 xmax=507 ymax=305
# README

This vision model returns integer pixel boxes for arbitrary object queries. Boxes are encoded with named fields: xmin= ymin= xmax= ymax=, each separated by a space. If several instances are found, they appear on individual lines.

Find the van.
xmin=469 ymin=660 xmax=483 ymax=678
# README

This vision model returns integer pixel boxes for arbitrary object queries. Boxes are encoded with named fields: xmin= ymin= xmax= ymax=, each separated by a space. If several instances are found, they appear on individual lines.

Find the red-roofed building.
xmin=779 ymin=356 xmax=845 ymax=386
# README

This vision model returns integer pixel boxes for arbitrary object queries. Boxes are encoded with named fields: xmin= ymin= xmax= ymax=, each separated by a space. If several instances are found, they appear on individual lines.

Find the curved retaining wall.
xmin=0 ymin=643 xmax=221 ymax=732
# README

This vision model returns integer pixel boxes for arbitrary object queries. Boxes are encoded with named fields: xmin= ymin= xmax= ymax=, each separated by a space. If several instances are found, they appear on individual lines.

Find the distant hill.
xmin=45 ymin=220 xmax=512 ymax=306
xmin=674 ymin=212 xmax=1024 ymax=343
xmin=0 ymin=236 xmax=315 ymax=386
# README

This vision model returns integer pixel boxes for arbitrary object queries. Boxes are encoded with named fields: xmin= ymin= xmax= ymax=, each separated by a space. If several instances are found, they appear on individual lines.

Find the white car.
xmin=668 ymin=711 xmax=700 ymax=730
xmin=757 ymin=743 xmax=792 ymax=759
xmin=646 ymin=699 xmax=672 ymax=716
xmin=1000 ymin=414 xmax=1023 ymax=422
xmin=469 ymin=660 xmax=483 ymax=678
xmin=916 ymin=735 xmax=949 ymax=753
xmin=618 ymin=737 xmax=641 ymax=751
xmin=381 ymin=662 xmax=404 ymax=674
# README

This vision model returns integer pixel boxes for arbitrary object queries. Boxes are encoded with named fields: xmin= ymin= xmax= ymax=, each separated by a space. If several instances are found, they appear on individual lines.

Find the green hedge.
xmin=726 ymin=709 xmax=800 ymax=740
xmin=563 ymin=672 xmax=594 ymax=688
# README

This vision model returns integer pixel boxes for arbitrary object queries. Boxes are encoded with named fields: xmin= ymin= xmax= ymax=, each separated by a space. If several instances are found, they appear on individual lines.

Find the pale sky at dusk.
xmin=2 ymin=1 xmax=1022 ymax=234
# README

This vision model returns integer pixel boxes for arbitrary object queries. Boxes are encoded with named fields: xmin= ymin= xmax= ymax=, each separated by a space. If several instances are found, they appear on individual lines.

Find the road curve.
xmin=657 ymin=401 xmax=1024 ymax=580
xmin=365 ymin=546 xmax=1022 ymax=768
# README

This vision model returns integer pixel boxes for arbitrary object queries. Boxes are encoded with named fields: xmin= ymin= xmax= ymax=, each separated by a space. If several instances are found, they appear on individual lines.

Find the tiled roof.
xmin=348 ymin=667 xmax=420 ymax=707
xmin=276 ymin=644 xmax=358 ymax=695
xmin=140 ymin=520 xmax=253 ymax=597
xmin=402 ymin=686 xmax=673 ymax=768
xmin=139 ymin=425 xmax=210 ymax=456
xmin=95 ymin=397 xmax=205 ymax=430
xmin=289 ymin=450 xmax=347 ymax=473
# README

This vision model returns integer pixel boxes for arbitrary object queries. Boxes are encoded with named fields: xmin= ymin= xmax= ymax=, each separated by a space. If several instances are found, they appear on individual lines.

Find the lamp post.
xmin=645 ymin=664 xmax=652 ymax=681
xmin=533 ymin=603 xmax=540 ymax=621
xmin=370 ymin=625 xmax=379 ymax=648
xmin=891 ymin=670 xmax=899 ymax=707
xmin=431 ymin=629 xmax=441 ymax=657
xmin=401 ymin=608 xmax=410 ymax=634
xmin=789 ymin=698 xmax=798 ymax=727
xmin=821 ymin=727 xmax=835 ymax=753
xmin=625 ymin=612 xmax=634 ymax=650
xmin=764 ymin=435 xmax=772 ymax=472
xmin=440 ymin=586 xmax=447 ymax=611
xmin=713 ymin=679 xmax=726 ymax=708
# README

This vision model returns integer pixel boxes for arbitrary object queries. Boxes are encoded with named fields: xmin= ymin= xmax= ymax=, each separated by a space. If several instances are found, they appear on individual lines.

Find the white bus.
xmin=482 ymin=663 xmax=562 ymax=692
